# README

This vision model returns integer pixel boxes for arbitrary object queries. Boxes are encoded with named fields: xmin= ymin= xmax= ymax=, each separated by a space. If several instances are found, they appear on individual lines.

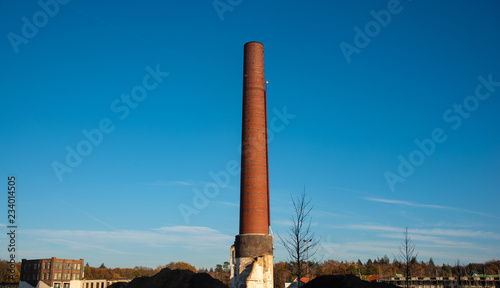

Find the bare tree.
xmin=396 ymin=227 xmax=418 ymax=288
xmin=279 ymin=190 xmax=319 ymax=287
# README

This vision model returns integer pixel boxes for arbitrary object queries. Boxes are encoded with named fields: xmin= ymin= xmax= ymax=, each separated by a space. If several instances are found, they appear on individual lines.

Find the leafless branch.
xmin=396 ymin=226 xmax=418 ymax=288
xmin=278 ymin=189 xmax=320 ymax=287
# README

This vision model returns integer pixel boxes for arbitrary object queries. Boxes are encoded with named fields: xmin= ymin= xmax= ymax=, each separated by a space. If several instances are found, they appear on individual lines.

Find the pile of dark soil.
xmin=108 ymin=268 xmax=227 ymax=288
xmin=303 ymin=275 xmax=401 ymax=288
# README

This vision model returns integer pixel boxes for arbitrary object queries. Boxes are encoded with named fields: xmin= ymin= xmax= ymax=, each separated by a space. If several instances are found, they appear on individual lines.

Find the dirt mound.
xmin=303 ymin=275 xmax=400 ymax=288
xmin=108 ymin=268 xmax=228 ymax=288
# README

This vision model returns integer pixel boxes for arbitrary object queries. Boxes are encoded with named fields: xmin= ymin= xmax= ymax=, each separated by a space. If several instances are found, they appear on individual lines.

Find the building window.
xmin=73 ymin=274 xmax=80 ymax=280
xmin=55 ymin=263 xmax=62 ymax=269
xmin=77 ymin=263 xmax=81 ymax=270
xmin=86 ymin=283 xmax=89 ymax=288
xmin=47 ymin=273 xmax=51 ymax=280
xmin=54 ymin=284 xmax=60 ymax=288
xmin=63 ymin=284 xmax=70 ymax=288
xmin=34 ymin=263 xmax=37 ymax=270
xmin=91 ymin=283 xmax=94 ymax=288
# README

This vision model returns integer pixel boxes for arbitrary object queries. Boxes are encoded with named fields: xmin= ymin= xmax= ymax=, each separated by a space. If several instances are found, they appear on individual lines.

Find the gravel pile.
xmin=108 ymin=268 xmax=227 ymax=288
xmin=302 ymin=275 xmax=401 ymax=288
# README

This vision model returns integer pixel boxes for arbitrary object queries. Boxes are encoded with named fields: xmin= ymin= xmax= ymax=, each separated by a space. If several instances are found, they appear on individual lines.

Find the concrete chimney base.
xmin=230 ymin=234 xmax=273 ymax=288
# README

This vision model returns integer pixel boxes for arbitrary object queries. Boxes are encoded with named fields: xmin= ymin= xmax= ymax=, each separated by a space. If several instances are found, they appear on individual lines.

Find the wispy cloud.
xmin=39 ymin=238 xmax=127 ymax=254
xmin=58 ymin=199 xmax=117 ymax=230
xmin=333 ymin=224 xmax=401 ymax=233
xmin=311 ymin=227 xmax=498 ymax=264
xmin=272 ymin=219 xmax=294 ymax=227
xmin=21 ymin=226 xmax=233 ymax=253
xmin=314 ymin=237 xmax=490 ymax=264
xmin=145 ymin=180 xmax=198 ymax=187
xmin=312 ymin=209 xmax=356 ymax=219
xmin=364 ymin=197 xmax=448 ymax=209
xmin=152 ymin=226 xmax=218 ymax=234
xmin=333 ymin=224 xmax=500 ymax=240
xmin=363 ymin=197 xmax=500 ymax=220
xmin=272 ymin=219 xmax=319 ymax=228
xmin=381 ymin=233 xmax=474 ymax=247
xmin=412 ymin=228 xmax=500 ymax=240
xmin=311 ymin=237 xmax=399 ymax=261
xmin=213 ymin=201 xmax=239 ymax=207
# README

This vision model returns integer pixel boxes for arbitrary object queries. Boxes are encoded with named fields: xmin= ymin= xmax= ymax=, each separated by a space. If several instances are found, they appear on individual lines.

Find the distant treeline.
xmin=1 ymin=258 xmax=499 ymax=288
xmin=273 ymin=258 xmax=500 ymax=288
xmin=83 ymin=262 xmax=197 ymax=280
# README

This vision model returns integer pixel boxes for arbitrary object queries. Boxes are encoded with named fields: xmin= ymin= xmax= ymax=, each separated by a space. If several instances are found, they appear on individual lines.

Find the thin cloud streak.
xmin=22 ymin=226 xmax=233 ymax=253
xmin=145 ymin=180 xmax=198 ymax=187
xmin=363 ymin=197 xmax=500 ymax=220
xmin=333 ymin=224 xmax=500 ymax=240
xmin=39 ymin=238 xmax=127 ymax=254
xmin=214 ymin=201 xmax=239 ymax=207
xmin=380 ymin=233 xmax=474 ymax=247
xmin=152 ymin=226 xmax=219 ymax=234
xmin=58 ymin=199 xmax=117 ymax=230
xmin=313 ymin=235 xmax=494 ymax=264
xmin=272 ymin=219 xmax=294 ymax=226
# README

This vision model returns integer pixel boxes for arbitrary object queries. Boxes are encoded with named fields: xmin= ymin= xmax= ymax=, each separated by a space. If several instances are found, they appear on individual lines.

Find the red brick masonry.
xmin=239 ymin=41 xmax=270 ymax=235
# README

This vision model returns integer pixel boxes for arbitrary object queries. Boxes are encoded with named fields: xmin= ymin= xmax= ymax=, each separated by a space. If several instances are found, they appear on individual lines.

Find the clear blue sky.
xmin=1 ymin=0 xmax=499 ymax=269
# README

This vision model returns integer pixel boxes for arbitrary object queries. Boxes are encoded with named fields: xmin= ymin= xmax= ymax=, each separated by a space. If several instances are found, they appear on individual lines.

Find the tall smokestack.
xmin=230 ymin=41 xmax=273 ymax=288
xmin=239 ymin=41 xmax=270 ymax=235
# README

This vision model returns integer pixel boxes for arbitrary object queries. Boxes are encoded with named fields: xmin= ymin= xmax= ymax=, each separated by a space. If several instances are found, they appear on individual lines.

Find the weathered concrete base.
xmin=230 ymin=234 xmax=273 ymax=288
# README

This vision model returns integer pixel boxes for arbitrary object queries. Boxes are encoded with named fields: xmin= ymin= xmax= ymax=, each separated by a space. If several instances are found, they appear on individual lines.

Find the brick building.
xmin=20 ymin=258 xmax=84 ymax=288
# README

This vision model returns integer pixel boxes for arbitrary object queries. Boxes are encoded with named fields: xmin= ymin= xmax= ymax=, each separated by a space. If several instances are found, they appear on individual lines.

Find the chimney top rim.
xmin=245 ymin=41 xmax=264 ymax=46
